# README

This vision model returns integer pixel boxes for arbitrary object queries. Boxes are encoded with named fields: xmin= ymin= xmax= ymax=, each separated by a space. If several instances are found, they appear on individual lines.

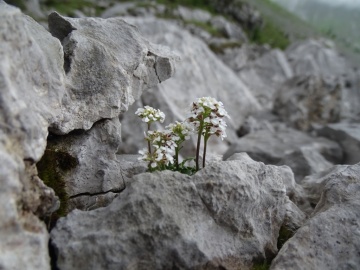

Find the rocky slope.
xmin=1 ymin=0 xmax=360 ymax=270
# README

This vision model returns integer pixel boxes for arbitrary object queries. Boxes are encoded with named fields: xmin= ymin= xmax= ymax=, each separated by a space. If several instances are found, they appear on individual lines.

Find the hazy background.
xmin=271 ymin=0 xmax=360 ymax=54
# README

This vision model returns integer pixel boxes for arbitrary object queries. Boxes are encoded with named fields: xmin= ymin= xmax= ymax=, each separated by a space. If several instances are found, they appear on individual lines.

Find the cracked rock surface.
xmin=0 ymin=3 xmax=64 ymax=269
xmin=270 ymin=163 xmax=360 ymax=270
xmin=48 ymin=12 xmax=177 ymax=134
xmin=51 ymin=153 xmax=304 ymax=270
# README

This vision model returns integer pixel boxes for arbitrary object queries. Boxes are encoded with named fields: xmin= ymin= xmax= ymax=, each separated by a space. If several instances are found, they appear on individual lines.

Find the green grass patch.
xmin=251 ymin=20 xmax=290 ymax=49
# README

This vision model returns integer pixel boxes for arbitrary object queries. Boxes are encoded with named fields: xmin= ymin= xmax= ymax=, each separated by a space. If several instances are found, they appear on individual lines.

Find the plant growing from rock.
xmin=136 ymin=97 xmax=229 ymax=174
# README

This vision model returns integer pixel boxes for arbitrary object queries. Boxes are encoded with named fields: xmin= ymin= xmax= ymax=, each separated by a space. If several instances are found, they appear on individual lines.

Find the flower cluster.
xmin=165 ymin=121 xmax=193 ymax=143
xmin=135 ymin=98 xmax=229 ymax=173
xmin=188 ymin=97 xmax=229 ymax=140
xmin=139 ymin=130 xmax=176 ymax=169
xmin=135 ymin=105 xmax=165 ymax=123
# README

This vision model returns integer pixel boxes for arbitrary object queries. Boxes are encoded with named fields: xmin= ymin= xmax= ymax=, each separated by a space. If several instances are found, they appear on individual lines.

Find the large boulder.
xmin=315 ymin=123 xmax=360 ymax=164
xmin=286 ymin=39 xmax=348 ymax=78
xmin=51 ymin=153 xmax=304 ymax=270
xmin=0 ymin=3 xmax=178 ymax=269
xmin=273 ymin=75 xmax=341 ymax=131
xmin=37 ymin=118 xmax=123 ymax=212
xmin=0 ymin=3 xmax=65 ymax=269
xmin=119 ymin=17 xmax=261 ymax=155
xmin=48 ymin=12 xmax=177 ymax=134
xmin=236 ymin=49 xmax=293 ymax=108
xmin=224 ymin=126 xmax=343 ymax=165
xmin=277 ymin=147 xmax=333 ymax=183
xmin=270 ymin=163 xmax=360 ymax=270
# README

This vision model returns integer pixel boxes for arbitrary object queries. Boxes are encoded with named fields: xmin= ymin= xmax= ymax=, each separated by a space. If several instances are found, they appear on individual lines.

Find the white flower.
xmin=166 ymin=121 xmax=194 ymax=144
xmin=135 ymin=105 xmax=165 ymax=123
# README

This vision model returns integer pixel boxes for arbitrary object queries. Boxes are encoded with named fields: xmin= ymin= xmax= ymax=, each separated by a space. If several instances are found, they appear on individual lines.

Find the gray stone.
xmin=237 ymin=49 xmax=293 ymax=108
xmin=175 ymin=6 xmax=212 ymax=23
xmin=119 ymin=17 xmax=261 ymax=155
xmin=341 ymin=69 xmax=360 ymax=121
xmin=101 ymin=2 xmax=136 ymax=18
xmin=51 ymin=154 xmax=302 ymax=270
xmin=224 ymin=126 xmax=343 ymax=165
xmin=25 ymin=0 xmax=44 ymax=18
xmin=48 ymin=12 xmax=176 ymax=134
xmin=316 ymin=122 xmax=360 ymax=164
xmin=274 ymin=75 xmax=341 ymax=131
xmin=270 ymin=163 xmax=360 ymax=270
xmin=219 ymin=44 xmax=270 ymax=72
xmin=1 ymin=6 xmax=65 ymax=161
xmin=286 ymin=38 xmax=348 ymax=78
xmin=236 ymin=112 xmax=281 ymax=137
xmin=0 ymin=3 xmax=65 ymax=269
xmin=210 ymin=15 xmax=248 ymax=41
xmin=69 ymin=154 xmax=147 ymax=211
xmin=277 ymin=147 xmax=334 ymax=183
xmin=43 ymin=118 xmax=123 ymax=210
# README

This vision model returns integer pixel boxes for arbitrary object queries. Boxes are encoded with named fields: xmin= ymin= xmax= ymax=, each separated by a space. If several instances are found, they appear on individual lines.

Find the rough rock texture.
xmin=210 ymin=15 xmax=248 ymax=42
xmin=274 ymin=75 xmax=341 ymax=131
xmin=286 ymin=39 xmax=348 ymax=78
xmin=119 ymin=17 xmax=261 ymax=155
xmin=175 ymin=6 xmax=212 ymax=23
xmin=48 ymin=12 xmax=177 ymax=133
xmin=51 ymin=154 xmax=304 ymax=270
xmin=316 ymin=123 xmax=360 ymax=164
xmin=69 ymin=155 xmax=147 ymax=211
xmin=271 ymin=163 xmax=360 ymax=270
xmin=0 ymin=3 xmax=178 ymax=269
xmin=237 ymin=49 xmax=293 ymax=108
xmin=277 ymin=147 xmax=333 ymax=183
xmin=341 ymin=69 xmax=360 ymax=121
xmin=224 ymin=126 xmax=343 ymax=165
xmin=38 ymin=118 xmax=122 ymax=212
xmin=0 ymin=3 xmax=64 ymax=269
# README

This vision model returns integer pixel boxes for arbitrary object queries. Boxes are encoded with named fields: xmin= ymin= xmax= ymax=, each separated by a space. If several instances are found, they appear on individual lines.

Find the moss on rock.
xmin=37 ymin=148 xmax=78 ymax=222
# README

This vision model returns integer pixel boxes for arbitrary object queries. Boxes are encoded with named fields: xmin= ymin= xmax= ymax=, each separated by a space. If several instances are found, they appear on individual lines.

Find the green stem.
xmin=147 ymin=122 xmax=152 ymax=155
xmin=195 ymin=120 xmax=204 ymax=171
xmin=202 ymin=132 xmax=210 ymax=168
xmin=175 ymin=147 xmax=179 ymax=170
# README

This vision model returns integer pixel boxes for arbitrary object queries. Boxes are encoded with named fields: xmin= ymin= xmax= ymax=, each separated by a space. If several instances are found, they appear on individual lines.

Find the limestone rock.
xmin=219 ymin=44 xmax=270 ymax=72
xmin=101 ymin=2 xmax=136 ymax=18
xmin=277 ymin=147 xmax=334 ymax=183
xmin=68 ymin=154 xmax=147 ymax=211
xmin=237 ymin=49 xmax=293 ymax=108
xmin=0 ymin=3 xmax=65 ymax=269
xmin=341 ymin=69 xmax=360 ymax=121
xmin=223 ymin=126 xmax=343 ymax=166
xmin=119 ymin=17 xmax=261 ymax=155
xmin=175 ymin=6 xmax=212 ymax=23
xmin=48 ymin=12 xmax=177 ymax=133
xmin=286 ymin=39 xmax=348 ymax=78
xmin=39 ymin=118 xmax=122 ymax=211
xmin=271 ymin=163 xmax=360 ymax=270
xmin=51 ymin=154 xmax=300 ymax=270
xmin=315 ymin=122 xmax=360 ymax=164
xmin=273 ymin=75 xmax=341 ymax=131
xmin=210 ymin=15 xmax=248 ymax=41
xmin=1 ymin=5 xmax=65 ymax=161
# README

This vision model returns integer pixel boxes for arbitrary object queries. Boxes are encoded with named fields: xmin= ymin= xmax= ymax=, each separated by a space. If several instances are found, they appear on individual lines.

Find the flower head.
xmin=135 ymin=105 xmax=165 ymax=123
xmin=187 ymin=97 xmax=229 ymax=139
xmin=166 ymin=121 xmax=194 ymax=143
xmin=139 ymin=130 xmax=176 ymax=169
